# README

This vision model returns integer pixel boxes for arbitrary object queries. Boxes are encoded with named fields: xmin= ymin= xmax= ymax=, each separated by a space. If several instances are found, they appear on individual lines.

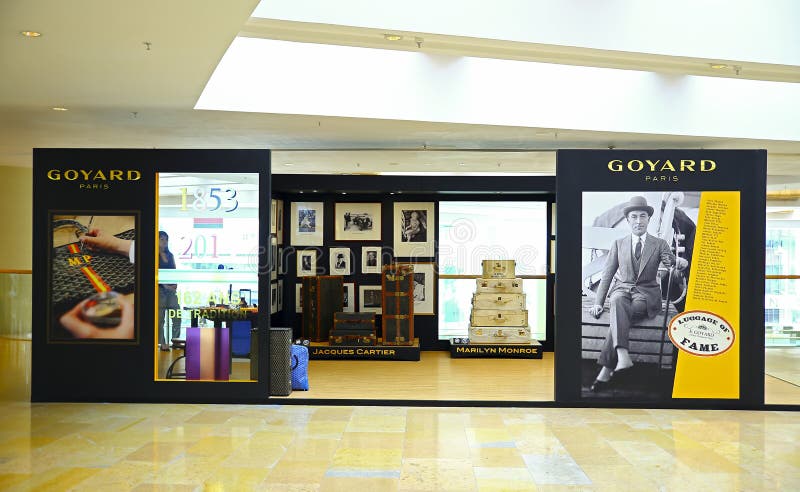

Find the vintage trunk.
xmin=332 ymin=312 xmax=376 ymax=334
xmin=470 ymin=309 xmax=528 ymax=327
xmin=481 ymin=259 xmax=516 ymax=279
xmin=329 ymin=334 xmax=378 ymax=346
xmin=472 ymin=293 xmax=526 ymax=310
xmin=381 ymin=264 xmax=415 ymax=345
xmin=331 ymin=312 xmax=377 ymax=345
xmin=475 ymin=277 xmax=524 ymax=293
xmin=469 ymin=325 xmax=531 ymax=344
xmin=301 ymin=276 xmax=344 ymax=342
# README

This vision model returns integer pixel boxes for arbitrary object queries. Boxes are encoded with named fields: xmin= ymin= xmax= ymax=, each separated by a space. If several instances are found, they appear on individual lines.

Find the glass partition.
xmin=438 ymin=201 xmax=548 ymax=341
xmin=156 ymin=172 xmax=259 ymax=381
xmin=765 ymin=214 xmax=800 ymax=346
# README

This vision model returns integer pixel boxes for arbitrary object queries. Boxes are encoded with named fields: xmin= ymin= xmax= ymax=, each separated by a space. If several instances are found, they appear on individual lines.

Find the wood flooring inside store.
xmin=155 ymin=345 xmax=800 ymax=403
xmin=280 ymin=351 xmax=555 ymax=401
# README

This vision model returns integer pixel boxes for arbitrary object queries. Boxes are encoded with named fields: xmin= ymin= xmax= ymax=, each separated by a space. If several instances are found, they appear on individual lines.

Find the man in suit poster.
xmin=582 ymin=194 xmax=691 ymax=398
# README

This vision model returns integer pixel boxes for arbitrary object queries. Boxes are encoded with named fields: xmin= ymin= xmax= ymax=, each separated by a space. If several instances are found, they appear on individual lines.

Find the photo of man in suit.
xmin=587 ymin=196 xmax=688 ymax=392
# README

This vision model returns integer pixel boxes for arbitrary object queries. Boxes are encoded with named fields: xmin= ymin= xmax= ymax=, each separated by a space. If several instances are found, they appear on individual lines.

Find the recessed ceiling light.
xmin=341 ymin=192 xmax=347 ymax=195
xmin=388 ymin=162 xmax=399 ymax=166
xmin=709 ymin=63 xmax=728 ymax=69
xmin=21 ymin=31 xmax=41 ymax=37
xmin=458 ymin=163 xmax=466 ymax=167
xmin=384 ymin=34 xmax=403 ymax=41
xmin=283 ymin=163 xmax=293 ymax=166
xmin=52 ymin=107 xmax=69 ymax=111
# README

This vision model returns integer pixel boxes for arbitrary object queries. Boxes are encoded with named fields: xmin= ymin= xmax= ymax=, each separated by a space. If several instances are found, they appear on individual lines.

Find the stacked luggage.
xmin=468 ymin=260 xmax=531 ymax=344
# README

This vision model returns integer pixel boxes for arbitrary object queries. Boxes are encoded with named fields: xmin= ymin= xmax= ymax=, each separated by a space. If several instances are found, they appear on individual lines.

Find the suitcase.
xmin=472 ymin=293 xmax=526 ymax=310
xmin=469 ymin=325 xmax=531 ymax=344
xmin=330 ymin=312 xmax=377 ymax=346
xmin=381 ymin=264 xmax=415 ymax=345
xmin=471 ymin=309 xmax=528 ymax=327
xmin=249 ymin=327 xmax=294 ymax=386
xmin=301 ymin=276 xmax=344 ymax=342
xmin=482 ymin=259 xmax=516 ymax=279
xmin=330 ymin=334 xmax=378 ymax=346
xmin=475 ymin=278 xmax=523 ymax=293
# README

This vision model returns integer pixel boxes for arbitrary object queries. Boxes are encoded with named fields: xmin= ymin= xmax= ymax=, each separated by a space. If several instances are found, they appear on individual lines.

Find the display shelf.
xmin=450 ymin=338 xmax=543 ymax=359
xmin=307 ymin=338 xmax=420 ymax=361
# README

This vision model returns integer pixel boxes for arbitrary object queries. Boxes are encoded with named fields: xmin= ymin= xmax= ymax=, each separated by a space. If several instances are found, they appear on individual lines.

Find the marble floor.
xmin=1 ymin=338 xmax=799 ymax=491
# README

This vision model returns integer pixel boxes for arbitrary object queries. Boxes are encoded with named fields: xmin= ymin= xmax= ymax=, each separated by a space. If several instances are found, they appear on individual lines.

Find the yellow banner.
xmin=673 ymin=192 xmax=740 ymax=398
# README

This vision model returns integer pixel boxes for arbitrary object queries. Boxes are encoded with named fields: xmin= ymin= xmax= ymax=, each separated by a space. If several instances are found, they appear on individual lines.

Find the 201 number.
xmin=178 ymin=234 xmax=218 ymax=259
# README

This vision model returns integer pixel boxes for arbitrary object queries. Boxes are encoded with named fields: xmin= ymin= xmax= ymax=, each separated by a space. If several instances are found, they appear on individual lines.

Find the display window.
xmin=155 ymin=172 xmax=260 ymax=381
xmin=438 ymin=201 xmax=548 ymax=341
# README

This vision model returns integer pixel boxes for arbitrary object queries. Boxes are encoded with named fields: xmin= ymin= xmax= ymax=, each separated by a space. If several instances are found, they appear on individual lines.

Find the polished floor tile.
xmin=1 ymin=338 xmax=800 ymax=490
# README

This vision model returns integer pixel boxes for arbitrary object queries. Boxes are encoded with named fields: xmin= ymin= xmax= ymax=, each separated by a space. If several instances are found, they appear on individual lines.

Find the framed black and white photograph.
xmin=270 ymin=281 xmax=278 ymax=314
xmin=408 ymin=262 xmax=436 ymax=315
xmin=361 ymin=246 xmax=382 ymax=274
xmin=393 ymin=202 xmax=435 ymax=257
xmin=276 ymin=199 xmax=284 ymax=244
xmin=343 ymin=282 xmax=355 ymax=313
xmin=270 ymin=236 xmax=278 ymax=280
xmin=359 ymin=285 xmax=382 ymax=314
xmin=295 ymin=283 xmax=303 ymax=313
xmin=277 ymin=246 xmax=284 ymax=275
xmin=277 ymin=279 xmax=283 ymax=311
xmin=290 ymin=202 xmax=324 ymax=246
xmin=271 ymin=198 xmax=277 ymax=235
xmin=335 ymin=202 xmax=381 ymax=241
xmin=329 ymin=247 xmax=352 ymax=275
xmin=297 ymin=250 xmax=317 ymax=277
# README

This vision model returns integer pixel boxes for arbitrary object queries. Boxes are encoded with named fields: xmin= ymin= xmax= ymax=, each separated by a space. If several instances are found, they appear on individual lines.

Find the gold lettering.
xmin=700 ymin=159 xmax=716 ymax=171
xmin=82 ymin=255 xmax=91 ymax=263
xmin=645 ymin=160 xmax=659 ymax=172
xmin=628 ymin=160 xmax=644 ymax=171
xmin=63 ymin=170 xmax=79 ymax=180
xmin=47 ymin=169 xmax=61 ymax=180
xmin=680 ymin=160 xmax=696 ymax=171
xmin=128 ymin=170 xmax=141 ymax=180
xmin=67 ymin=257 xmax=82 ymax=266
xmin=660 ymin=159 xmax=676 ymax=171
xmin=608 ymin=159 xmax=623 ymax=171
xmin=79 ymin=170 xmax=92 ymax=180
xmin=93 ymin=170 xmax=107 ymax=180
xmin=109 ymin=170 xmax=123 ymax=180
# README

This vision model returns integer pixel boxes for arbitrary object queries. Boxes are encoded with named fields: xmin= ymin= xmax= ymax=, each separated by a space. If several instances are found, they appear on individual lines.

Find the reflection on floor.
xmin=766 ymin=347 xmax=800 ymax=387
xmin=2 ymin=338 xmax=799 ymax=490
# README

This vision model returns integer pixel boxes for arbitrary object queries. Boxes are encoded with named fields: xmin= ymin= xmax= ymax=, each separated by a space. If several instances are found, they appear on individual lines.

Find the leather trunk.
xmin=471 ymin=309 xmax=528 ymax=327
xmin=472 ymin=293 xmax=526 ymax=310
xmin=475 ymin=278 xmax=523 ymax=293
xmin=332 ymin=312 xmax=376 ymax=334
xmin=330 ymin=334 xmax=378 ymax=346
xmin=381 ymin=264 xmax=415 ymax=345
xmin=481 ymin=259 xmax=516 ymax=279
xmin=301 ymin=276 xmax=344 ymax=342
xmin=469 ymin=325 xmax=531 ymax=344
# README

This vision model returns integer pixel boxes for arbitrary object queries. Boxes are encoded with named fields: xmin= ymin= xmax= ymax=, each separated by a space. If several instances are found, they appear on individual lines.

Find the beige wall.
xmin=0 ymin=166 xmax=32 ymax=270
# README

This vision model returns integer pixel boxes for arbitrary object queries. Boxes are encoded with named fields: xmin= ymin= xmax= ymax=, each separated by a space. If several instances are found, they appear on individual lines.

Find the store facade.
xmin=31 ymin=147 xmax=776 ymax=409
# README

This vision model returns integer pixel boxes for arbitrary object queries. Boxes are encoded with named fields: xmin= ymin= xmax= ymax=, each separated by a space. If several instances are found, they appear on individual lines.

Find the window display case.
xmin=156 ymin=172 xmax=261 ymax=381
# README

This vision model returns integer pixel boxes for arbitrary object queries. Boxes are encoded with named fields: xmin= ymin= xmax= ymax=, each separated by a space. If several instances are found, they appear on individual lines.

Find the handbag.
xmin=290 ymin=344 xmax=309 ymax=391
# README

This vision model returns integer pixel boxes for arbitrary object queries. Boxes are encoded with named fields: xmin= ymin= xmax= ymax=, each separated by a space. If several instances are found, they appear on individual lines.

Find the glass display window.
xmin=155 ymin=172 xmax=260 ymax=381
xmin=438 ymin=201 xmax=548 ymax=341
